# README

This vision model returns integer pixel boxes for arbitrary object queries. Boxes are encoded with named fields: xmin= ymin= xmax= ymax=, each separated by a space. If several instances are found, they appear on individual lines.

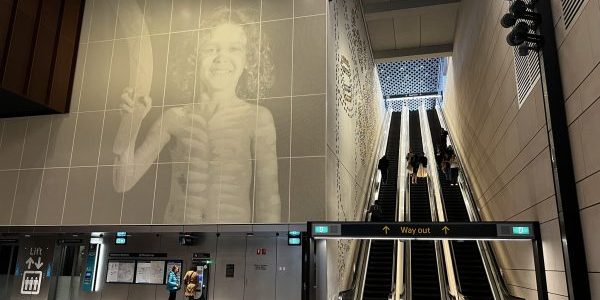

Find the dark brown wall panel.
xmin=2 ymin=0 xmax=41 ymax=95
xmin=49 ymin=0 xmax=83 ymax=112
xmin=0 ymin=0 xmax=85 ymax=117
xmin=28 ymin=0 xmax=63 ymax=102
xmin=0 ymin=0 xmax=17 ymax=77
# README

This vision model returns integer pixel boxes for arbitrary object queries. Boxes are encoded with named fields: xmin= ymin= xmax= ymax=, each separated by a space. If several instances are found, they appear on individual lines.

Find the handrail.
xmin=419 ymin=106 xmax=457 ymax=300
xmin=436 ymin=106 xmax=525 ymax=300
xmin=338 ymin=110 xmax=393 ymax=300
xmin=403 ymin=175 xmax=412 ymax=300
xmin=394 ymin=105 xmax=410 ymax=300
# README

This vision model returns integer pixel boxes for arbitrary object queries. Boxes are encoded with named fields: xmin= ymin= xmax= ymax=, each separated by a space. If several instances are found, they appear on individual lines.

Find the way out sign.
xmin=20 ymin=245 xmax=49 ymax=295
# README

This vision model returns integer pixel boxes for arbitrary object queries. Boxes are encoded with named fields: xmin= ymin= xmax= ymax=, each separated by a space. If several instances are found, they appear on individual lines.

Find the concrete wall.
xmin=445 ymin=0 xmax=600 ymax=298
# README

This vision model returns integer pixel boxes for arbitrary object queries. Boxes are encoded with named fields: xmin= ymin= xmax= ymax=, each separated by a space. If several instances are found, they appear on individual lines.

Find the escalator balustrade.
xmin=362 ymin=112 xmax=401 ymax=300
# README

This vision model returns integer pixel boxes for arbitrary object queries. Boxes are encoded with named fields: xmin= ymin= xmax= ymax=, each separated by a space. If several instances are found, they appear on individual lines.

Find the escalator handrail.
xmin=436 ymin=106 xmax=525 ymax=300
xmin=420 ymin=106 xmax=457 ymax=300
xmin=403 ymin=176 xmax=412 ymax=300
xmin=338 ymin=110 xmax=393 ymax=300
xmin=395 ymin=105 xmax=410 ymax=300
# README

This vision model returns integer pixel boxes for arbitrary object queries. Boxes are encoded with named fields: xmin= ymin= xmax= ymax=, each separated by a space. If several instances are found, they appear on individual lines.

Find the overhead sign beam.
xmin=364 ymin=0 xmax=461 ymax=15
xmin=309 ymin=222 xmax=538 ymax=240
xmin=373 ymin=44 xmax=453 ymax=64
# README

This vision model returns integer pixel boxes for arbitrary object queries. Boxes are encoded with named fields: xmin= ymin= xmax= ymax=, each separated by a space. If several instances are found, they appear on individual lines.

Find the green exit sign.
xmin=512 ymin=226 xmax=530 ymax=235
xmin=314 ymin=225 xmax=329 ymax=234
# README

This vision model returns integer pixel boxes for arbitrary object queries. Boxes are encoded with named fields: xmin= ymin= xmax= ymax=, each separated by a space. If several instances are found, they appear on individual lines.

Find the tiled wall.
xmin=326 ymin=0 xmax=386 ymax=297
xmin=0 ymin=0 xmax=329 ymax=225
xmin=443 ymin=0 xmax=576 ymax=298
xmin=558 ymin=0 xmax=600 ymax=298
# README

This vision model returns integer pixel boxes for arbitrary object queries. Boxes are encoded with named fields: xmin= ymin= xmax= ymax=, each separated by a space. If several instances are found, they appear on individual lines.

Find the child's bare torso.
xmin=162 ymin=101 xmax=257 ymax=223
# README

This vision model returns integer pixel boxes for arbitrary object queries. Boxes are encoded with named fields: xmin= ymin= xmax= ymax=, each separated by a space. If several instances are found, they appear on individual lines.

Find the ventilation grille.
xmin=510 ymin=0 xmax=541 ymax=107
xmin=513 ymin=47 xmax=540 ymax=107
xmin=561 ymin=0 xmax=588 ymax=30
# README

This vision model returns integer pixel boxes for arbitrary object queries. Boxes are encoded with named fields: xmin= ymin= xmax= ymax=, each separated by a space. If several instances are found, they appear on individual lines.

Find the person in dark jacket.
xmin=407 ymin=150 xmax=419 ymax=184
xmin=368 ymin=200 xmax=383 ymax=221
xmin=440 ymin=129 xmax=448 ymax=147
xmin=378 ymin=156 xmax=390 ymax=184
xmin=166 ymin=265 xmax=180 ymax=300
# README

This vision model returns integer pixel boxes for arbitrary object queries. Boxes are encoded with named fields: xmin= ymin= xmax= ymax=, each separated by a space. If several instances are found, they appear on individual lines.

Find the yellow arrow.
xmin=442 ymin=226 xmax=450 ymax=235
xmin=382 ymin=226 xmax=390 ymax=235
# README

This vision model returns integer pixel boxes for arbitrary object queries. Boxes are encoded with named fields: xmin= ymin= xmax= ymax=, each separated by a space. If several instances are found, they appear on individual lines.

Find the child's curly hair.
xmin=196 ymin=6 xmax=274 ymax=100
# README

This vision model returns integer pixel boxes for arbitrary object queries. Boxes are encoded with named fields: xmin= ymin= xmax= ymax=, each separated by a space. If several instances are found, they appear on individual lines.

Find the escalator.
xmin=427 ymin=110 xmax=494 ymax=300
xmin=408 ymin=110 xmax=441 ymax=299
xmin=362 ymin=112 xmax=401 ymax=300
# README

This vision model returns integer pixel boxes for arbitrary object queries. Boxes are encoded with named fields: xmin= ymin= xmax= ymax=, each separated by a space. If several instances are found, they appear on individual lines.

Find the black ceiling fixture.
xmin=501 ymin=0 xmax=543 ymax=56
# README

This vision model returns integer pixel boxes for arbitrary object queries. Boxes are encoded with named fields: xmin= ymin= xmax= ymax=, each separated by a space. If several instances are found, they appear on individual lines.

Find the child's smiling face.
xmin=198 ymin=23 xmax=248 ymax=94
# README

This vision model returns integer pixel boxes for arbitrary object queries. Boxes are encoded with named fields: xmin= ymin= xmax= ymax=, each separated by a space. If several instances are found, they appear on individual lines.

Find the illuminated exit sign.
xmin=314 ymin=225 xmax=329 ymax=234
xmin=312 ymin=224 xmax=341 ymax=236
xmin=512 ymin=226 xmax=530 ymax=235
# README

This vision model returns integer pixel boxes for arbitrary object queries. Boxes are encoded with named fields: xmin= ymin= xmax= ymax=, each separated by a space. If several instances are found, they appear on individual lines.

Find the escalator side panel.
xmin=362 ymin=112 xmax=401 ymax=300
xmin=427 ymin=109 xmax=494 ymax=299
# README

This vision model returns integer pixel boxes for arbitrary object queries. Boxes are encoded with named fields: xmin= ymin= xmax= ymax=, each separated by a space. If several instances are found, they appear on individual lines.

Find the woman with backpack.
xmin=182 ymin=266 xmax=199 ymax=300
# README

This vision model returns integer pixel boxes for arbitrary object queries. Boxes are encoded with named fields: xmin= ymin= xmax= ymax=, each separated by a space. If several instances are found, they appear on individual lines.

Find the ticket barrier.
xmin=193 ymin=254 xmax=211 ymax=300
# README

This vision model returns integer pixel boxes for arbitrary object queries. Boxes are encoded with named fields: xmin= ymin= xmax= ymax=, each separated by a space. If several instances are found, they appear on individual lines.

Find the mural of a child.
xmin=112 ymin=7 xmax=280 ymax=224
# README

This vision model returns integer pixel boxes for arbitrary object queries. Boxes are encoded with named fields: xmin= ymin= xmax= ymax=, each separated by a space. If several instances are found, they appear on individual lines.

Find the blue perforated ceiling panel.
xmin=377 ymin=58 xmax=444 ymax=111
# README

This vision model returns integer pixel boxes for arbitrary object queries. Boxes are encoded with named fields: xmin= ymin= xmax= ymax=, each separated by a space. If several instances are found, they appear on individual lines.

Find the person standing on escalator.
xmin=440 ymin=129 xmax=448 ymax=148
xmin=417 ymin=153 xmax=428 ymax=178
xmin=406 ymin=150 xmax=419 ymax=184
xmin=450 ymin=154 xmax=460 ymax=186
xmin=378 ymin=156 xmax=390 ymax=184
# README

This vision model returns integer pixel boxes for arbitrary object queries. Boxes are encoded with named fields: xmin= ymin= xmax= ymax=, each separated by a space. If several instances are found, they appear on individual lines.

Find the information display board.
xmin=165 ymin=261 xmax=183 ymax=284
xmin=135 ymin=261 xmax=166 ymax=284
xmin=106 ymin=260 xmax=135 ymax=283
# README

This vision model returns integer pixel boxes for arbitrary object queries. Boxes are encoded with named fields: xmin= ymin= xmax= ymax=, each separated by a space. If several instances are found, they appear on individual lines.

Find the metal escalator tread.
xmin=362 ymin=112 xmax=401 ymax=300
xmin=409 ymin=178 xmax=442 ymax=299
xmin=427 ymin=110 xmax=494 ymax=300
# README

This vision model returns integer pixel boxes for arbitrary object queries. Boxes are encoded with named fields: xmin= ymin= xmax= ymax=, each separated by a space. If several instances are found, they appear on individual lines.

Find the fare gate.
xmin=307 ymin=221 xmax=548 ymax=300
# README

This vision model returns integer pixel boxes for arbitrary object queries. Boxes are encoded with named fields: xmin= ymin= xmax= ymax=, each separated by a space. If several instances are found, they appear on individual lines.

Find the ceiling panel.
xmin=392 ymin=15 xmax=421 ymax=49
xmin=364 ymin=1 xmax=460 ymax=61
xmin=420 ymin=7 xmax=457 ymax=46
xmin=367 ymin=18 xmax=397 ymax=51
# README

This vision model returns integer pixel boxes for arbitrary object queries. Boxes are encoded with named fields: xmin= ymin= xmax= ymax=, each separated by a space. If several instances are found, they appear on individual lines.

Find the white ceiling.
xmin=363 ymin=0 xmax=460 ymax=62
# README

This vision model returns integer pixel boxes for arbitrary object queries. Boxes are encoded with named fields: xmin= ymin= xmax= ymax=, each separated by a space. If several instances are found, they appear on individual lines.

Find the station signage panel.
xmin=310 ymin=222 xmax=536 ymax=240
xmin=287 ymin=231 xmax=302 ymax=246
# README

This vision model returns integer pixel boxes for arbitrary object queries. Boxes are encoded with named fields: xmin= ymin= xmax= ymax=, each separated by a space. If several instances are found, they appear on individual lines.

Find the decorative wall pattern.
xmin=328 ymin=0 xmax=385 ymax=295
xmin=0 ymin=0 xmax=328 ymax=225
